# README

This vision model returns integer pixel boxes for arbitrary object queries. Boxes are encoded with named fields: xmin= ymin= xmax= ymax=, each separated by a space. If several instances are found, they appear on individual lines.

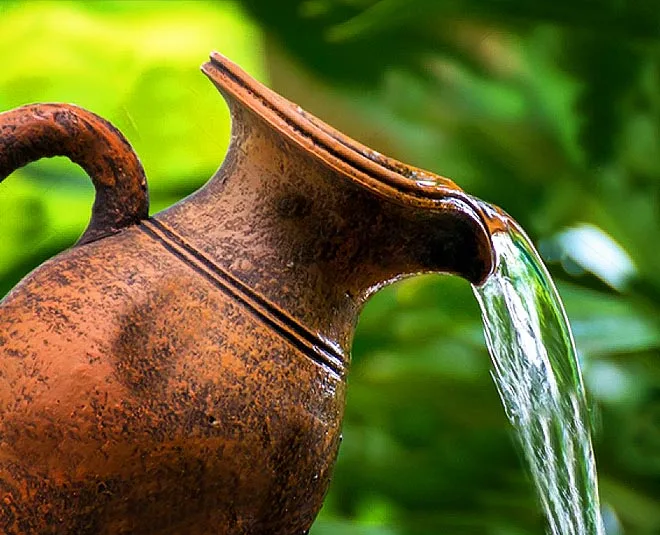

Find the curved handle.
xmin=0 ymin=103 xmax=149 ymax=245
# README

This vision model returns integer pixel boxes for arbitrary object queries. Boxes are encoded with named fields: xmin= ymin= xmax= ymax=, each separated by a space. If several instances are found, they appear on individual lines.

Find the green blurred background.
xmin=1 ymin=1 xmax=658 ymax=533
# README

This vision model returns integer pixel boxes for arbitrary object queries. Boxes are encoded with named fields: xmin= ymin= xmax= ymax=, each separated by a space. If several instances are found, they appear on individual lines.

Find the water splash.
xmin=473 ymin=217 xmax=605 ymax=534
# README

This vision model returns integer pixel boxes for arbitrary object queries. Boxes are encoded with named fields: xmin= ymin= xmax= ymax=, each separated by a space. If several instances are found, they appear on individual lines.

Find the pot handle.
xmin=0 ymin=103 xmax=149 ymax=245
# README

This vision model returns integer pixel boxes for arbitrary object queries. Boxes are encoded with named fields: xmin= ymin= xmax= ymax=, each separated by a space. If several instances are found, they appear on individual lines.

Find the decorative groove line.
xmin=139 ymin=218 xmax=346 ymax=379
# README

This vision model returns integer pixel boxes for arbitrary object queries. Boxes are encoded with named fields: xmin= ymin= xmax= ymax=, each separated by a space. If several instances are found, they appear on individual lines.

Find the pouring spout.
xmin=158 ymin=53 xmax=499 ymax=353
xmin=201 ymin=52 xmax=497 ymax=288
xmin=400 ymin=194 xmax=497 ymax=287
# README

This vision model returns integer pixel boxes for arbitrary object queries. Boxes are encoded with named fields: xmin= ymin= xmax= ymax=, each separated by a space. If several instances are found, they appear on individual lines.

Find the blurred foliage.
xmin=1 ymin=1 xmax=659 ymax=534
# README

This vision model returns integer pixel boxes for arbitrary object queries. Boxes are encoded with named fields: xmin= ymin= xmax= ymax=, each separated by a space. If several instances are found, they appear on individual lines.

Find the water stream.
xmin=472 ymin=214 xmax=605 ymax=534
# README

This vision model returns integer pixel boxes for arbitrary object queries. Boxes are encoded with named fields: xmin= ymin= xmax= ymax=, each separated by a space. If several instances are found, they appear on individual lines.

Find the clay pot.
xmin=0 ymin=53 xmax=495 ymax=534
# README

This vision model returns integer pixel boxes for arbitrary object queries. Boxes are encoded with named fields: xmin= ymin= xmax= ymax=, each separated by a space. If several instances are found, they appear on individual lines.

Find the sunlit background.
xmin=1 ymin=1 xmax=659 ymax=533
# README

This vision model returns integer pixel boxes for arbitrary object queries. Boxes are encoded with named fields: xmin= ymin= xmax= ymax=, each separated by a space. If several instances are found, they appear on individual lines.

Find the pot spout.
xmin=158 ymin=53 xmax=498 ymax=353
xmin=202 ymin=52 xmax=496 ymax=285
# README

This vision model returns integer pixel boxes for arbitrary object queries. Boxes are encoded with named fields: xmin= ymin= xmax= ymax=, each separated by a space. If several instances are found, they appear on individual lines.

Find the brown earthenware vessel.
xmin=0 ymin=53 xmax=496 ymax=534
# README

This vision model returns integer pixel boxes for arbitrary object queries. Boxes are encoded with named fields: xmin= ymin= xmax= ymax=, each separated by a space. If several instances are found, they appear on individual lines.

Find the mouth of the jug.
xmin=202 ymin=52 xmax=497 ymax=283
xmin=203 ymin=52 xmax=468 ymax=201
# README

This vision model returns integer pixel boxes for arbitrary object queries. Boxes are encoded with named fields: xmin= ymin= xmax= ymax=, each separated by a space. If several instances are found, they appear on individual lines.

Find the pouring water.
xmin=473 ymin=206 xmax=605 ymax=534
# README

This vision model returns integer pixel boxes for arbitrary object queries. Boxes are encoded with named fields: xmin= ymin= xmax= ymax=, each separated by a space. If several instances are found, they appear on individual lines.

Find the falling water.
xmin=472 ymin=214 xmax=605 ymax=534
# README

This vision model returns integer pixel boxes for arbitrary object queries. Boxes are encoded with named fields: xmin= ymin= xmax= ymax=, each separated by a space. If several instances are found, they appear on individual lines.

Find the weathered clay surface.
xmin=0 ymin=53 xmax=495 ymax=534
xmin=0 ymin=229 xmax=343 ymax=534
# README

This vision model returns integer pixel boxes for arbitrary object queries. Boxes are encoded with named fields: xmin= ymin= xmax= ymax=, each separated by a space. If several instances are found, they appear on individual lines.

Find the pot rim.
xmin=203 ymin=52 xmax=477 ymax=210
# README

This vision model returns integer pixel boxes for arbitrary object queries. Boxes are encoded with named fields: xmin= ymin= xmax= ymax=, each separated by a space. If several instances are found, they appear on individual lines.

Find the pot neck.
xmin=153 ymin=53 xmax=495 ymax=360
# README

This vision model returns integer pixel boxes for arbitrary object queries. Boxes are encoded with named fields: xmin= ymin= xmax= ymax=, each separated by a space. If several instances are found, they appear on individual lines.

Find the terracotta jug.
xmin=0 ymin=53 xmax=496 ymax=534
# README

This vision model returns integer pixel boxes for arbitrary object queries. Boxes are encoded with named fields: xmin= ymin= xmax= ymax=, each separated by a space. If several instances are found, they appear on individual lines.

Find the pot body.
xmin=0 ymin=225 xmax=344 ymax=535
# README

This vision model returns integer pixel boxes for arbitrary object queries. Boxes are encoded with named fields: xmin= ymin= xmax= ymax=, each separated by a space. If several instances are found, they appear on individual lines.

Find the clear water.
xmin=473 ymin=216 xmax=605 ymax=535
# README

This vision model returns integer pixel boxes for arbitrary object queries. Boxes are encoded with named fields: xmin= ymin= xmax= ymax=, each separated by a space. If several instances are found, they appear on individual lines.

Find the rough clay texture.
xmin=0 ymin=53 xmax=495 ymax=534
